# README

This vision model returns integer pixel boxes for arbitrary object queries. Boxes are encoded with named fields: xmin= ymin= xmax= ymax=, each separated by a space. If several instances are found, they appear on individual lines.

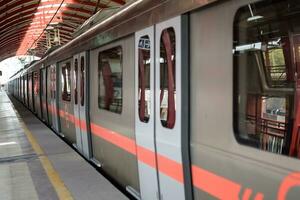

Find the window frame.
xmin=159 ymin=27 xmax=176 ymax=129
xmin=40 ymin=69 xmax=44 ymax=97
xmin=33 ymin=71 xmax=39 ymax=96
xmin=74 ymin=59 xmax=78 ymax=105
xmin=232 ymin=1 xmax=298 ymax=158
xmin=138 ymin=35 xmax=151 ymax=123
xmin=80 ymin=56 xmax=85 ymax=106
xmin=61 ymin=62 xmax=72 ymax=102
xmin=97 ymin=45 xmax=123 ymax=114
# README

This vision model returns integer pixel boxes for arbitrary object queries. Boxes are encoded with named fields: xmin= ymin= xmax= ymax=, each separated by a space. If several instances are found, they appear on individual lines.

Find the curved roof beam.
xmin=0 ymin=0 xmax=129 ymax=61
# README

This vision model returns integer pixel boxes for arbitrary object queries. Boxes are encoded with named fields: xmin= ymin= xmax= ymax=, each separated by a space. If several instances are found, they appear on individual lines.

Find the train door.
xmin=59 ymin=60 xmax=76 ymax=142
xmin=73 ymin=52 xmax=90 ymax=158
xmin=50 ymin=64 xmax=60 ymax=132
xmin=135 ymin=27 xmax=159 ymax=200
xmin=135 ymin=16 xmax=189 ymax=200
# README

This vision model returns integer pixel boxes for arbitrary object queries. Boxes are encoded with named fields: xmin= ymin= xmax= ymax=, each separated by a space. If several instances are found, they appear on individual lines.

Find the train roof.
xmin=11 ymin=0 xmax=220 ymax=79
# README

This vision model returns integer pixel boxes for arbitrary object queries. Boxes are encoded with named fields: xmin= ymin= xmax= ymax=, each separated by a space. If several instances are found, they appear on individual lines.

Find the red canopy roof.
xmin=0 ymin=0 xmax=126 ymax=61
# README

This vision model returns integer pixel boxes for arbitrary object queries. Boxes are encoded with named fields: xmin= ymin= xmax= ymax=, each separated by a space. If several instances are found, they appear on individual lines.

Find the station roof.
xmin=0 ymin=0 xmax=128 ymax=62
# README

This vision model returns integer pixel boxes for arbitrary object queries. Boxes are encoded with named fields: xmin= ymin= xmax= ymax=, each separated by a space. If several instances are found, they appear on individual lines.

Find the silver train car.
xmin=8 ymin=0 xmax=300 ymax=199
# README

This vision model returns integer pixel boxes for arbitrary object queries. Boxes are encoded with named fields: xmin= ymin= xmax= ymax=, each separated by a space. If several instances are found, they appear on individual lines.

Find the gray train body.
xmin=8 ymin=0 xmax=300 ymax=199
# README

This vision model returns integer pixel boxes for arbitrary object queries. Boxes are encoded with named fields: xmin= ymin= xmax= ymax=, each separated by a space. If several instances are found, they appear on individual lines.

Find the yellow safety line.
xmin=20 ymin=121 xmax=73 ymax=200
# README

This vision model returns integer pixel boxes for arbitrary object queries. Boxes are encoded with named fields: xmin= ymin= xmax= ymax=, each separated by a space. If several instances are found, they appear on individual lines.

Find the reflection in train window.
xmin=61 ymin=62 xmax=71 ymax=101
xmin=160 ymin=27 xmax=176 ymax=129
xmin=50 ymin=67 xmax=56 ymax=99
xmin=33 ymin=71 xmax=39 ymax=95
xmin=138 ymin=35 xmax=151 ymax=123
xmin=24 ymin=75 xmax=27 ymax=104
xmin=28 ymin=74 xmax=32 ymax=99
xmin=98 ymin=46 xmax=122 ymax=114
xmin=234 ymin=0 xmax=300 ymax=159
xmin=74 ymin=59 xmax=78 ymax=105
xmin=40 ymin=70 xmax=43 ymax=97
xmin=80 ymin=56 xmax=85 ymax=106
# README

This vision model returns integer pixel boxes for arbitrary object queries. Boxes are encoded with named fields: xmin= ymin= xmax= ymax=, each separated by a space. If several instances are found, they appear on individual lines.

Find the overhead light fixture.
xmin=247 ymin=4 xmax=264 ymax=22
xmin=49 ymin=22 xmax=59 ymax=26
xmin=49 ymin=22 xmax=60 ymax=28
xmin=235 ymin=42 xmax=262 ymax=52
xmin=0 ymin=141 xmax=17 ymax=146
xmin=45 ymin=26 xmax=54 ymax=30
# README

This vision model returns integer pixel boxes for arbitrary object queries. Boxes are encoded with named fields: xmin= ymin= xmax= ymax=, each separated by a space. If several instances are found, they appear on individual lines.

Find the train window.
xmin=98 ymin=46 xmax=122 ymax=114
xmin=23 ymin=76 xmax=26 ymax=100
xmin=61 ymin=62 xmax=71 ymax=102
xmin=138 ymin=35 xmax=151 ymax=123
xmin=28 ymin=74 xmax=32 ymax=98
xmin=80 ymin=56 xmax=85 ymax=106
xmin=74 ymin=59 xmax=78 ymax=105
xmin=40 ymin=70 xmax=43 ymax=97
xmin=234 ymin=0 xmax=300 ymax=159
xmin=160 ymin=27 xmax=176 ymax=129
xmin=33 ymin=72 xmax=39 ymax=95
xmin=50 ymin=67 xmax=56 ymax=99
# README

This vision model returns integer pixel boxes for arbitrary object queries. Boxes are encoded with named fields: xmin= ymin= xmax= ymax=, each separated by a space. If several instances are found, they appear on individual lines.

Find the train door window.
xmin=28 ymin=74 xmax=31 ymax=96
xmin=61 ymin=62 xmax=71 ymax=101
xmin=138 ymin=35 xmax=151 ymax=122
xmin=51 ymin=67 xmax=56 ymax=99
xmin=80 ymin=56 xmax=85 ymax=106
xmin=18 ymin=79 xmax=19 ymax=94
xmin=160 ymin=27 xmax=176 ymax=129
xmin=98 ymin=46 xmax=122 ymax=114
xmin=24 ymin=76 xmax=26 ymax=99
xmin=40 ymin=70 xmax=43 ymax=97
xmin=33 ymin=71 xmax=39 ymax=95
xmin=74 ymin=59 xmax=78 ymax=105
xmin=233 ymin=0 xmax=300 ymax=159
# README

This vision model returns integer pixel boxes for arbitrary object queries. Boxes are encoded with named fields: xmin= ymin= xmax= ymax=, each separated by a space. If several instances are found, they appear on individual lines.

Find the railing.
xmin=265 ymin=64 xmax=288 ymax=87
xmin=247 ymin=114 xmax=287 ymax=154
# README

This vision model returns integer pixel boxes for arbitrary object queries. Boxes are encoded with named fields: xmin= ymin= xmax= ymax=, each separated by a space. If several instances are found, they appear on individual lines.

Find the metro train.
xmin=8 ymin=0 xmax=300 ymax=199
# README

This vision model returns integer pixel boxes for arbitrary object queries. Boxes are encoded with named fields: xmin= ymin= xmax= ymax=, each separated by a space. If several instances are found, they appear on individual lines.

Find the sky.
xmin=0 ymin=56 xmax=40 ymax=84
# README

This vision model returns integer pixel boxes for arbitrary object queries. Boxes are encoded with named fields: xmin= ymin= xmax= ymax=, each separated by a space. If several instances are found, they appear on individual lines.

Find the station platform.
xmin=0 ymin=90 xmax=128 ymax=200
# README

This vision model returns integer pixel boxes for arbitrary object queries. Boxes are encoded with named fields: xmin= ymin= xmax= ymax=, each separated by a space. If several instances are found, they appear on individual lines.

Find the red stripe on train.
xmin=90 ymin=123 xmax=137 ymax=155
xmin=242 ymin=188 xmax=252 ymax=200
xmin=89 ymin=123 xmax=246 ymax=199
xmin=136 ymin=145 xmax=157 ymax=168
xmin=278 ymin=172 xmax=300 ymax=200
xmin=47 ymin=104 xmax=266 ymax=199
xmin=157 ymin=154 xmax=184 ymax=183
xmin=192 ymin=165 xmax=241 ymax=199
xmin=136 ymin=144 xmax=184 ymax=183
